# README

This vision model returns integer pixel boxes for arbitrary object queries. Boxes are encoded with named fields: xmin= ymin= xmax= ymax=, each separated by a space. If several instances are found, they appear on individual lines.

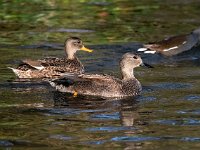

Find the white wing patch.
xmin=182 ymin=41 xmax=186 ymax=44
xmin=8 ymin=67 xmax=19 ymax=75
xmin=144 ymin=50 xmax=156 ymax=54
xmin=137 ymin=48 xmax=148 ymax=51
xmin=33 ymin=66 xmax=45 ymax=70
xmin=163 ymin=46 xmax=178 ymax=52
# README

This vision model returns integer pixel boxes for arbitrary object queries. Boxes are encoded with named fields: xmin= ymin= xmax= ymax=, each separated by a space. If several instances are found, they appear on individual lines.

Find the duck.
xmin=49 ymin=53 xmax=152 ymax=98
xmin=137 ymin=27 xmax=200 ymax=56
xmin=8 ymin=37 xmax=93 ymax=78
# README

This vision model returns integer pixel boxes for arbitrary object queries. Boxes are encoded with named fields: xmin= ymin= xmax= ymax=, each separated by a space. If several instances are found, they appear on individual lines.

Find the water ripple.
xmin=44 ymin=108 xmax=80 ymax=116
xmin=153 ymin=82 xmax=192 ymax=90
xmin=49 ymin=134 xmax=72 ymax=140
xmin=181 ymin=137 xmax=200 ymax=142
xmin=0 ymin=140 xmax=14 ymax=147
xmin=83 ymin=136 xmax=200 ymax=146
xmin=177 ymin=109 xmax=200 ymax=115
xmin=137 ymin=96 xmax=157 ymax=102
xmin=83 ymin=140 xmax=106 ymax=145
xmin=90 ymin=112 xmax=119 ymax=120
xmin=153 ymin=118 xmax=200 ymax=126
xmin=111 ymin=136 xmax=160 ymax=142
xmin=184 ymin=95 xmax=200 ymax=101
xmin=33 ymin=108 xmax=107 ymax=116
xmin=85 ymin=126 xmax=137 ymax=132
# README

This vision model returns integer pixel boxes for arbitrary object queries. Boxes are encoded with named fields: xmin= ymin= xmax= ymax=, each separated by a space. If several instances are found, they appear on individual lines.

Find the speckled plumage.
xmin=49 ymin=53 xmax=145 ymax=98
xmin=9 ymin=37 xmax=92 ymax=78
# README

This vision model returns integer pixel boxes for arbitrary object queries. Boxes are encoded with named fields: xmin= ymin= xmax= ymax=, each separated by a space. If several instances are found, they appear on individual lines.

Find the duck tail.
xmin=48 ymin=80 xmax=56 ymax=88
xmin=48 ymin=80 xmax=57 ymax=88
xmin=48 ymin=78 xmax=73 ymax=93
xmin=7 ymin=67 xmax=20 ymax=76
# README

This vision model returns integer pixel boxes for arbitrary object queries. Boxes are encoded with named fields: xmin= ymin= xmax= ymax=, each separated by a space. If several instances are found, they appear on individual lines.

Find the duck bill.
xmin=80 ymin=46 xmax=93 ymax=52
xmin=140 ymin=63 xmax=153 ymax=68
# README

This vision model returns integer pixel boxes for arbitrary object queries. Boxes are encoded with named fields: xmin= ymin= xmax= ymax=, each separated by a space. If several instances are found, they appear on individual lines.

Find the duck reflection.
xmin=119 ymin=98 xmax=140 ymax=127
xmin=52 ymin=90 xmax=146 ymax=149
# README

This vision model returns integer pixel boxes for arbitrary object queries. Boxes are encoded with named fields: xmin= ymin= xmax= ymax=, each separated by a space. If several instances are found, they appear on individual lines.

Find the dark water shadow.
xmin=0 ymin=139 xmax=48 ymax=148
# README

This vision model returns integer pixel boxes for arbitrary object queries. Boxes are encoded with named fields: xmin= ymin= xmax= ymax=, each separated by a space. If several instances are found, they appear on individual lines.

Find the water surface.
xmin=0 ymin=0 xmax=200 ymax=149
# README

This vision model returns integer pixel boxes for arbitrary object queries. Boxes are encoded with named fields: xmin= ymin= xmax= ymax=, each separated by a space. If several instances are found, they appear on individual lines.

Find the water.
xmin=1 ymin=0 xmax=200 ymax=149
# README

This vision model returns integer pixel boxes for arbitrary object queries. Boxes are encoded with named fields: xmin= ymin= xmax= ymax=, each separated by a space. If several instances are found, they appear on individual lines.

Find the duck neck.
xmin=65 ymin=46 xmax=75 ymax=60
xmin=121 ymin=67 xmax=135 ymax=80
xmin=66 ymin=52 xmax=75 ymax=59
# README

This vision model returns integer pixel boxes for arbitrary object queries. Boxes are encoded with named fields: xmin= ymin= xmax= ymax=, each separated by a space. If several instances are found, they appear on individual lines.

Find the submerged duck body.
xmin=49 ymin=53 xmax=148 ymax=98
xmin=138 ymin=27 xmax=200 ymax=56
xmin=9 ymin=37 xmax=93 ymax=78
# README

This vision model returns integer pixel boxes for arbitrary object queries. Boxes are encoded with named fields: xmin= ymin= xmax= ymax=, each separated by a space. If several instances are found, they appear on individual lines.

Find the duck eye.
xmin=73 ymin=41 xmax=79 ymax=45
xmin=133 ymin=56 xmax=137 ymax=59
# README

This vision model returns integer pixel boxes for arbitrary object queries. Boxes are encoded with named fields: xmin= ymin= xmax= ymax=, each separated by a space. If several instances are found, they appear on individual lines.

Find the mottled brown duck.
xmin=9 ymin=37 xmax=93 ymax=78
xmin=49 ymin=53 xmax=152 ymax=98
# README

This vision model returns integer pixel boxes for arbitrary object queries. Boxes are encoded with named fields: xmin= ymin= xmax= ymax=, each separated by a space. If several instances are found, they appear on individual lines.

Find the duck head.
xmin=120 ymin=53 xmax=151 ymax=80
xmin=64 ymin=37 xmax=93 ymax=59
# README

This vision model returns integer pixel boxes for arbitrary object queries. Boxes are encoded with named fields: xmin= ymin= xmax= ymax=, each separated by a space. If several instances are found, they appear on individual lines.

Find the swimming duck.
xmin=49 ymin=53 xmax=151 ymax=98
xmin=138 ymin=27 xmax=200 ymax=56
xmin=9 ymin=37 xmax=93 ymax=78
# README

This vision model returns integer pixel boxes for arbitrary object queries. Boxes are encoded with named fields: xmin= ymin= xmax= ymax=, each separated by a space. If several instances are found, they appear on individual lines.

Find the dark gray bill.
xmin=141 ymin=63 xmax=154 ymax=68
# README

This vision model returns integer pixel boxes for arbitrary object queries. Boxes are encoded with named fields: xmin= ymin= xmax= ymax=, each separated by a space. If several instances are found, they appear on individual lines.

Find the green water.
xmin=0 ymin=0 xmax=200 ymax=149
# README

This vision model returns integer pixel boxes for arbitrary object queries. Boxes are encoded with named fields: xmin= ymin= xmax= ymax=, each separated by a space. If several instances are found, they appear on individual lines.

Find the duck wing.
xmin=62 ymin=73 xmax=120 ymax=83
xmin=143 ymin=33 xmax=198 ymax=56
xmin=22 ymin=57 xmax=65 ymax=70
xmin=21 ymin=57 xmax=84 ymax=74
xmin=144 ymin=34 xmax=188 ymax=51
xmin=49 ymin=74 xmax=122 ymax=96
xmin=22 ymin=59 xmax=45 ymax=70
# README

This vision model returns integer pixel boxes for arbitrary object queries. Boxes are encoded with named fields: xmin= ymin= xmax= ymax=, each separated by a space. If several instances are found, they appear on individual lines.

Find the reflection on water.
xmin=1 ymin=0 xmax=200 ymax=149
xmin=1 ymin=79 xmax=200 ymax=149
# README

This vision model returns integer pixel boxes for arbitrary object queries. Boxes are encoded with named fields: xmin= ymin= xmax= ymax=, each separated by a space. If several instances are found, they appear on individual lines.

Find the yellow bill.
xmin=80 ymin=46 xmax=93 ymax=52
